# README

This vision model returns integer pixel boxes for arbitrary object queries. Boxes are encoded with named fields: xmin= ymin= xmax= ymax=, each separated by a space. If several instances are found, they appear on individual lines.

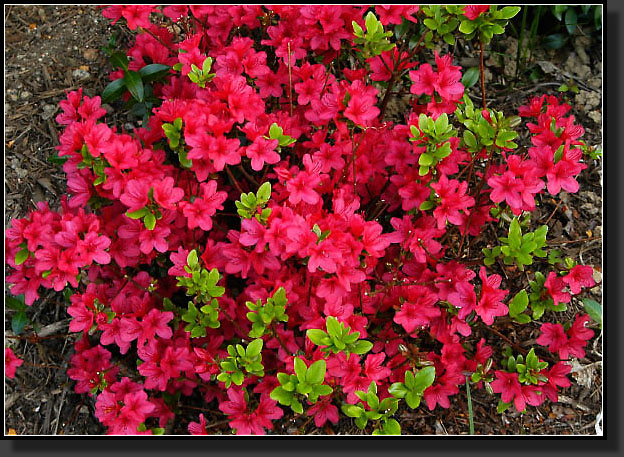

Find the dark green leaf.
xmin=6 ymin=295 xmax=27 ymax=312
xmin=47 ymin=152 xmax=69 ymax=166
xmin=110 ymin=51 xmax=129 ymax=71
xmin=138 ymin=63 xmax=171 ymax=83
xmin=12 ymin=311 xmax=29 ymax=335
xmin=461 ymin=67 xmax=480 ymax=89
xmin=101 ymin=78 xmax=127 ymax=104
xmin=552 ymin=5 xmax=568 ymax=21
xmin=564 ymin=8 xmax=577 ymax=34
xmin=543 ymin=34 xmax=567 ymax=50
xmin=123 ymin=70 xmax=144 ymax=102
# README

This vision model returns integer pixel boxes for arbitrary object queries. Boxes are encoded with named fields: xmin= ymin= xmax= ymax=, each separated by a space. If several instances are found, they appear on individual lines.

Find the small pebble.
xmin=72 ymin=68 xmax=90 ymax=80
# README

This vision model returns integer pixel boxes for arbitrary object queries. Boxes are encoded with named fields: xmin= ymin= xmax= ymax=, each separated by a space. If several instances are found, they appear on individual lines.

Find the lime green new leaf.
xmin=144 ymin=212 xmax=156 ymax=230
xmin=246 ymin=338 xmax=263 ymax=358
xmin=350 ymin=340 xmax=373 ymax=355
xmin=306 ymin=359 xmax=326 ymax=385
xmin=256 ymin=182 xmax=272 ymax=205
xmin=500 ymin=6 xmax=521 ymax=19
xmin=459 ymin=20 xmax=477 ymax=34
xmin=14 ymin=248 xmax=30 ymax=266
xmin=306 ymin=328 xmax=329 ymax=346
xmin=126 ymin=207 xmax=149 ymax=219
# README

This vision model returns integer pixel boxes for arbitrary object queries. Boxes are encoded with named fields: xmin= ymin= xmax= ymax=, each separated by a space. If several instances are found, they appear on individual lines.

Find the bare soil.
xmin=4 ymin=5 xmax=603 ymax=436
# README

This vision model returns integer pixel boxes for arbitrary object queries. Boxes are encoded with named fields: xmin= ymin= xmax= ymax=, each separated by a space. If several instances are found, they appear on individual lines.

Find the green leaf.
xmin=423 ymin=18 xmax=437 ymax=30
xmin=12 ymin=311 xmax=30 ymax=334
xmin=352 ymin=21 xmax=364 ymax=38
xmin=246 ymin=338 xmax=263 ymax=358
xmin=500 ymin=6 xmax=521 ymax=19
xmin=514 ymin=314 xmax=532 ymax=324
xmin=433 ymin=113 xmax=449 ymax=137
xmin=144 ymin=212 xmax=156 ymax=230
xmin=497 ymin=399 xmax=512 ymax=413
xmin=552 ymin=5 xmax=568 ymax=21
xmin=459 ymin=20 xmax=477 ymax=34
xmin=6 ymin=295 xmax=27 ymax=312
xmin=582 ymin=298 xmax=602 ymax=328
xmin=418 ymin=153 xmax=435 ymax=167
xmin=101 ymin=78 xmax=126 ymax=103
xmin=413 ymin=366 xmax=436 ymax=392
xmin=231 ymin=371 xmax=245 ymax=386
xmin=462 ymin=67 xmax=480 ymax=89
xmin=270 ymin=386 xmax=293 ymax=405
xmin=564 ymin=8 xmax=577 ymax=34
xmin=326 ymin=316 xmax=342 ymax=338
xmin=269 ymin=123 xmax=283 ymax=140
xmin=463 ymin=130 xmax=478 ymax=148
xmin=123 ymin=70 xmax=144 ymax=102
xmin=315 ymin=384 xmax=333 ymax=397
xmin=509 ymin=290 xmax=529 ymax=316
xmin=388 ymin=382 xmax=408 ymax=398
xmin=543 ymin=33 xmax=567 ymax=50
xmin=291 ymin=398 xmax=304 ymax=414
xmin=306 ymin=359 xmax=326 ymax=385
xmin=364 ymin=11 xmax=379 ymax=35
xmin=202 ymin=57 xmax=213 ymax=74
xmin=405 ymin=390 xmax=422 ymax=409
xmin=256 ymin=181 xmax=272 ymax=205
xmin=508 ymin=218 xmax=522 ymax=250
xmin=110 ymin=51 xmax=129 ymax=71
xmin=383 ymin=418 xmax=401 ymax=435
xmin=419 ymin=200 xmax=435 ymax=211
xmin=294 ymin=357 xmax=307 ymax=383
xmin=126 ymin=207 xmax=149 ymax=219
xmin=14 ymin=248 xmax=30 ymax=266
xmin=350 ymin=339 xmax=373 ymax=355
xmin=307 ymin=328 xmax=329 ymax=346
xmin=47 ymin=152 xmax=69 ymax=166
xmin=138 ymin=63 xmax=171 ymax=83
xmin=342 ymin=404 xmax=364 ymax=418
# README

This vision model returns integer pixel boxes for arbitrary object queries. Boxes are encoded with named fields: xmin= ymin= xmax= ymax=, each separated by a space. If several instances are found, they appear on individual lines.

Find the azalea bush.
xmin=5 ymin=5 xmax=602 ymax=435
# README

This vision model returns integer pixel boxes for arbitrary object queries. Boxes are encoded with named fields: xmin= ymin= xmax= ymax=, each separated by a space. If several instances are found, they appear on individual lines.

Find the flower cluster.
xmin=5 ymin=5 xmax=599 ymax=434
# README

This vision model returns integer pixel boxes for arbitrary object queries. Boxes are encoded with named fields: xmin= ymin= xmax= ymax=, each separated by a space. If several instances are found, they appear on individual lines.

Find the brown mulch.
xmin=4 ymin=5 xmax=602 ymax=436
